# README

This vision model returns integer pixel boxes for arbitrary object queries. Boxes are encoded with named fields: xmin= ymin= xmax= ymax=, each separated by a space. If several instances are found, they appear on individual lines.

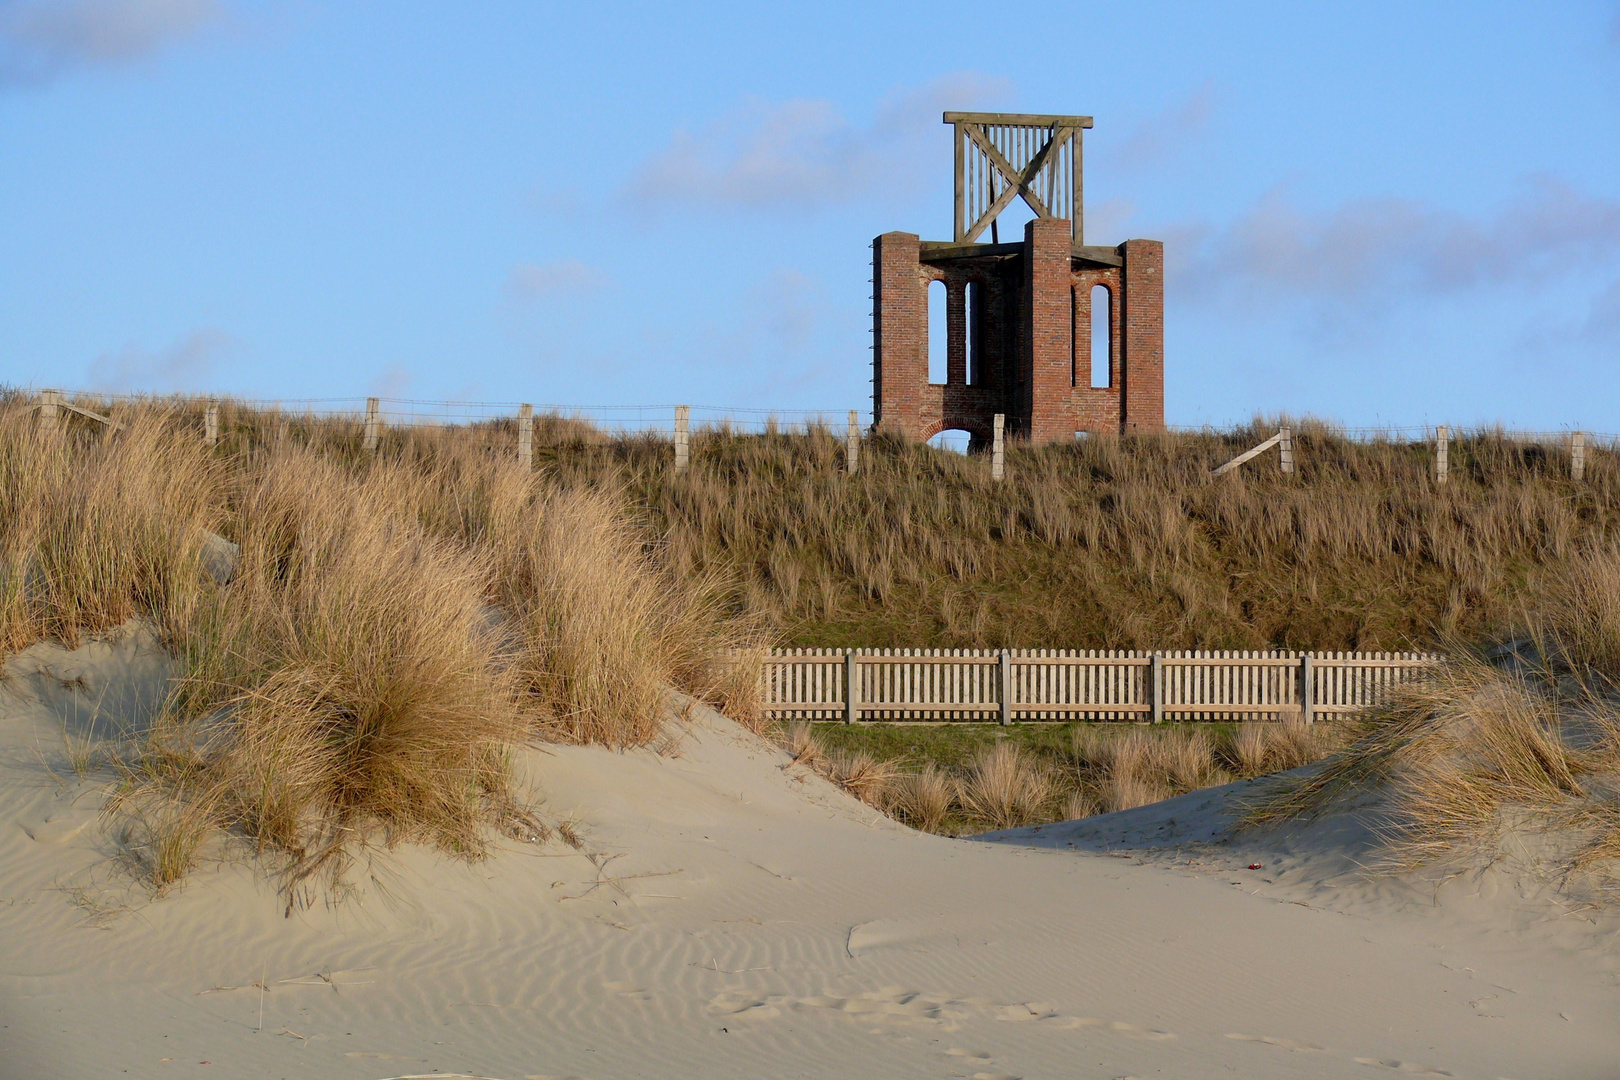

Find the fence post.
xmin=1435 ymin=425 xmax=1448 ymax=485
xmin=518 ymin=403 xmax=534 ymax=469
xmin=1278 ymin=426 xmax=1294 ymax=474
xmin=363 ymin=397 xmax=381 ymax=454
xmin=846 ymin=410 xmax=860 ymax=475
xmin=991 ymin=413 xmax=1005 ymax=481
xmin=999 ymin=650 xmax=1011 ymax=726
xmin=845 ymin=651 xmax=858 ymax=725
xmin=1300 ymin=653 xmax=1313 ymax=725
xmin=204 ymin=401 xmax=219 ymax=447
xmin=1149 ymin=653 xmax=1163 ymax=724
xmin=38 ymin=388 xmax=60 ymax=432
xmin=1572 ymin=431 xmax=1587 ymax=482
xmin=674 ymin=405 xmax=690 ymax=472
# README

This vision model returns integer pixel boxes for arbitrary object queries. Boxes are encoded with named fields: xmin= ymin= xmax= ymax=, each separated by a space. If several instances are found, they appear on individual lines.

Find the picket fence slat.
xmin=756 ymin=647 xmax=1442 ymax=722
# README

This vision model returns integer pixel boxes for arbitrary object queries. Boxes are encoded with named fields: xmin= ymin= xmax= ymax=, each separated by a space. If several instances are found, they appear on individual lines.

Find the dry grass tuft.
xmin=824 ymin=750 xmax=900 ymax=806
xmin=0 ymin=399 xmax=768 ymax=895
xmin=890 ymin=764 xmax=956 ymax=832
xmin=960 ymin=742 xmax=1053 ymax=829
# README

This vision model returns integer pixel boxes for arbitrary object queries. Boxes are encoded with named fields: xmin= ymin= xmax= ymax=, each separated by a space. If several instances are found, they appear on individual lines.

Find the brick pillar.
xmin=1023 ymin=217 xmax=1075 ymax=444
xmin=872 ymin=232 xmax=924 ymax=437
xmin=1119 ymin=238 xmax=1165 ymax=432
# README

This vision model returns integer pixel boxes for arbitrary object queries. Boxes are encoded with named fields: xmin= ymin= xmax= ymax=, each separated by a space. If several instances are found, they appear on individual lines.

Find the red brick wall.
xmin=872 ymin=232 xmax=925 ymax=435
xmin=872 ymin=228 xmax=1164 ymax=444
xmin=1120 ymin=239 xmax=1165 ymax=432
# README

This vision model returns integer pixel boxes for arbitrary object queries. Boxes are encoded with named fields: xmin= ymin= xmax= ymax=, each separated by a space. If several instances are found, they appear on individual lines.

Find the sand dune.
xmin=2 ymin=626 xmax=1617 ymax=1079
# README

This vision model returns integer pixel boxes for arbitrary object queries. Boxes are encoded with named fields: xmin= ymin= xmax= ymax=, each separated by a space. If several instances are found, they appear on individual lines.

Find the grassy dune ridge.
xmin=8 ymin=391 xmax=1620 ymax=889
xmin=31 ymin=393 xmax=1618 ymax=653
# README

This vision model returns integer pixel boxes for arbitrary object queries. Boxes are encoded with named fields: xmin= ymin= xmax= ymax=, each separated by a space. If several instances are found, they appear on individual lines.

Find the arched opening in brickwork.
xmin=927 ymin=279 xmax=947 ymax=385
xmin=1091 ymin=284 xmax=1112 ymax=388
xmin=927 ymin=428 xmax=972 ymax=454
xmin=965 ymin=281 xmax=980 ymax=385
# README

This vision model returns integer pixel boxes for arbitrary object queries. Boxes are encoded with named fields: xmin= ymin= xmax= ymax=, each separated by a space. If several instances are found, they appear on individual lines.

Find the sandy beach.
xmin=0 ymin=626 xmax=1615 ymax=1080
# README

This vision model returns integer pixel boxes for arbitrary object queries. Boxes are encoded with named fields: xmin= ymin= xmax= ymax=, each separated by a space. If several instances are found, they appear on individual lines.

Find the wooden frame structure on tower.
xmin=947 ymin=111 xmax=1092 ymax=245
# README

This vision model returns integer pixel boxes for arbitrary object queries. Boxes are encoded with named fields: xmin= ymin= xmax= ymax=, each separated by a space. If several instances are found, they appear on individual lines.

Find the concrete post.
xmin=846 ymin=410 xmax=860 ymax=475
xmin=674 ymin=405 xmax=690 ymax=472
xmin=518 ymin=403 xmax=534 ymax=470
xmin=363 ymin=397 xmax=381 ymax=454
xmin=991 ymin=413 xmax=1005 ymax=481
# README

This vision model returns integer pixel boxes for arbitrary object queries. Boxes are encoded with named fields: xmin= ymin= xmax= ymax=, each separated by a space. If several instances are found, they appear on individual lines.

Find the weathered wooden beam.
xmin=953 ymin=121 xmax=965 ymax=243
xmin=919 ymin=240 xmax=1025 ymax=261
xmin=944 ymin=111 xmax=1093 ymax=128
xmin=34 ymin=390 xmax=123 ymax=432
xmin=1072 ymin=245 xmax=1122 ymax=267
xmin=846 ymin=410 xmax=859 ymax=475
xmin=1211 ymin=430 xmax=1284 ymax=476
xmin=1571 ymin=430 xmax=1587 ymax=482
xmin=918 ymin=240 xmax=1123 ymax=267
xmin=1435 ymin=425 xmax=1449 ymax=485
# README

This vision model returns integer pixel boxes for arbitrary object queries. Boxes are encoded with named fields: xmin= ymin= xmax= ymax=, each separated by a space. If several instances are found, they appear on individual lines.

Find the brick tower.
xmin=872 ymin=112 xmax=1164 ymax=446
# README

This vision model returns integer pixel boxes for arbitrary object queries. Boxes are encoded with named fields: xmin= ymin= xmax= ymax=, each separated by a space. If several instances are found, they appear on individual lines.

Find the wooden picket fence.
xmin=760 ymin=648 xmax=1441 ymax=724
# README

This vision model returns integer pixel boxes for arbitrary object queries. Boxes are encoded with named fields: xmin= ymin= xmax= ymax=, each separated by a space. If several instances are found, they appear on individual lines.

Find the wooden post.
xmin=846 ymin=410 xmax=860 ymax=475
xmin=845 ymin=651 xmax=858 ymax=725
xmin=38 ymin=388 xmax=60 ymax=432
xmin=991 ymin=413 xmax=1005 ymax=481
xmin=1149 ymin=653 xmax=1163 ymax=724
xmin=1435 ymin=425 xmax=1448 ymax=485
xmin=1300 ymin=653 xmax=1314 ymax=725
xmin=674 ymin=405 xmax=690 ymax=472
xmin=999 ymin=651 xmax=1011 ymax=726
xmin=363 ymin=397 xmax=381 ymax=454
xmin=518 ymin=403 xmax=534 ymax=470
xmin=204 ymin=401 xmax=219 ymax=447
xmin=1571 ymin=431 xmax=1587 ymax=482
xmin=1278 ymin=426 xmax=1294 ymax=474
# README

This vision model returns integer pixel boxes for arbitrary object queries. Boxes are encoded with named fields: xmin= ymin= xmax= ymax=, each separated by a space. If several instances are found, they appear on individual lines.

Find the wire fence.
xmin=22 ymin=386 xmax=1620 ymax=446
xmin=26 ymin=390 xmax=868 ymax=436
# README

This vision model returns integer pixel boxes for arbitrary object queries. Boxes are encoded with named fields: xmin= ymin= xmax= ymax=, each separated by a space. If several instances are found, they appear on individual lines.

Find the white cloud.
xmin=506 ymin=259 xmax=609 ymax=299
xmin=1109 ymin=82 xmax=1216 ymax=171
xmin=624 ymin=73 xmax=1009 ymax=213
xmin=86 ymin=325 xmax=234 ymax=390
xmin=1174 ymin=175 xmax=1620 ymax=309
xmin=0 ymin=0 xmax=220 ymax=87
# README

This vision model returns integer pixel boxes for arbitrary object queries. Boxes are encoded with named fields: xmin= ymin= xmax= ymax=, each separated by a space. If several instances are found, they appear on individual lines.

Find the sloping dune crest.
xmin=2 ymin=627 xmax=1617 ymax=1080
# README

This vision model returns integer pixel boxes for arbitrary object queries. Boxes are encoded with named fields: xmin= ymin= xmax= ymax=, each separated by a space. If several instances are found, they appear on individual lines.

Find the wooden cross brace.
xmin=946 ymin=111 xmax=1091 ymax=244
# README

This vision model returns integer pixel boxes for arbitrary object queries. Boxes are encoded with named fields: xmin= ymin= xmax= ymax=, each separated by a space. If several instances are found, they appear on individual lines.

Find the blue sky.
xmin=3 ymin=0 xmax=1620 ymax=429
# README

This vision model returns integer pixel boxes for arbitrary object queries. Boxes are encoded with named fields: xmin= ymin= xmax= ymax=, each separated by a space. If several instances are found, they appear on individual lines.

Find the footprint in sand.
xmin=1353 ymin=1058 xmax=1454 ymax=1076
xmin=1057 ymin=1017 xmax=1177 ymax=1041
xmin=602 ymin=981 xmax=652 ymax=1001
xmin=1225 ymin=1032 xmax=1329 ymax=1053
xmin=945 ymin=1047 xmax=991 ymax=1059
